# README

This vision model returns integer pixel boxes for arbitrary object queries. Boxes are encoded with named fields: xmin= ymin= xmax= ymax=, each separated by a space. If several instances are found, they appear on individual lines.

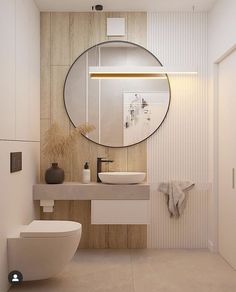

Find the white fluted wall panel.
xmin=147 ymin=12 xmax=208 ymax=248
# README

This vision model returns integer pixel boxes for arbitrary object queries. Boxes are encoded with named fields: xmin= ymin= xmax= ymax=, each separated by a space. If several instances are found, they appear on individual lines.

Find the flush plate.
xmin=10 ymin=152 xmax=22 ymax=173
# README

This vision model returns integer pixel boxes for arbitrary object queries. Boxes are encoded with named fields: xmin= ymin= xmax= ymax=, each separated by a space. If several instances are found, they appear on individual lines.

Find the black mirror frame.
xmin=63 ymin=40 xmax=171 ymax=148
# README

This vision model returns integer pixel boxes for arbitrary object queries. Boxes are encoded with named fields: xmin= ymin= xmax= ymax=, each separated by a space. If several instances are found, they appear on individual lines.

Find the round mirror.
xmin=64 ymin=41 xmax=171 ymax=147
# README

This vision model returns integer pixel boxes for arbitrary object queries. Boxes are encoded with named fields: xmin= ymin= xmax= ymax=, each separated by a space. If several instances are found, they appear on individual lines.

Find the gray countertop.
xmin=33 ymin=182 xmax=150 ymax=200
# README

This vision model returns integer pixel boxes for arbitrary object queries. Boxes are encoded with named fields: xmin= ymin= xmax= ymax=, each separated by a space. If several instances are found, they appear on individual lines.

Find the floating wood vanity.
xmin=33 ymin=183 xmax=150 ymax=248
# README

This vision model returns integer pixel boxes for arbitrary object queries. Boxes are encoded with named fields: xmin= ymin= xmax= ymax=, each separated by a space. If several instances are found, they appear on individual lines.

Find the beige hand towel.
xmin=158 ymin=181 xmax=195 ymax=217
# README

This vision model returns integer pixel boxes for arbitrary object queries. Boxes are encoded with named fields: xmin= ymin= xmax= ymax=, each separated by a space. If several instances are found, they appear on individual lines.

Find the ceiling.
xmin=35 ymin=0 xmax=217 ymax=12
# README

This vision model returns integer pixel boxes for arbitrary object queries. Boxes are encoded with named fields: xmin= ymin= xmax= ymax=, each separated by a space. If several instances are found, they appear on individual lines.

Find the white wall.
xmin=0 ymin=0 xmax=40 ymax=291
xmin=147 ymin=12 xmax=209 ymax=248
xmin=208 ymin=0 xmax=236 ymax=62
xmin=208 ymin=0 xmax=236 ymax=251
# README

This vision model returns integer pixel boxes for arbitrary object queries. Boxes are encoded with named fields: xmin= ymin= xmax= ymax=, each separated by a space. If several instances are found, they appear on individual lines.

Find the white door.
xmin=218 ymin=49 xmax=236 ymax=269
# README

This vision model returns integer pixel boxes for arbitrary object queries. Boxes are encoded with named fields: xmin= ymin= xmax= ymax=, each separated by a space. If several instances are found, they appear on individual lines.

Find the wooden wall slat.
xmin=40 ymin=12 xmax=51 ymax=120
xmin=40 ymin=12 xmax=148 ymax=248
xmin=108 ymin=225 xmax=128 ymax=248
xmin=51 ymin=12 xmax=70 ymax=66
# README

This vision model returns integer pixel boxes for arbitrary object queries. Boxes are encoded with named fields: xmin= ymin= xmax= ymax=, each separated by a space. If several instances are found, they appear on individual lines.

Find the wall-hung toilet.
xmin=7 ymin=220 xmax=82 ymax=281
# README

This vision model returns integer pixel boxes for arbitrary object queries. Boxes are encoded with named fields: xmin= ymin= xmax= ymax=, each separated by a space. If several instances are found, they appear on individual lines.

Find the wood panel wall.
xmin=40 ymin=12 xmax=147 ymax=248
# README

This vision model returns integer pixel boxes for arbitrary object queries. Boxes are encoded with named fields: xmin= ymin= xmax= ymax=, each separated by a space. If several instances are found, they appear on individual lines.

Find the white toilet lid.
xmin=20 ymin=220 xmax=82 ymax=238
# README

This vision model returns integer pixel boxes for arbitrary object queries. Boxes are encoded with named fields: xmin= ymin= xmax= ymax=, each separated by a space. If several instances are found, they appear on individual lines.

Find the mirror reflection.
xmin=64 ymin=41 xmax=170 ymax=147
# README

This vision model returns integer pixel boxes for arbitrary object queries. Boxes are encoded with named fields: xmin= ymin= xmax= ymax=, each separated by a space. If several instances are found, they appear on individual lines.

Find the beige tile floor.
xmin=9 ymin=249 xmax=236 ymax=292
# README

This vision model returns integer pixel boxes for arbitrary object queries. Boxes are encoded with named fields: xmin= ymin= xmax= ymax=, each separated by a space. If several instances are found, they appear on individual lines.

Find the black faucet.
xmin=97 ymin=157 xmax=114 ymax=182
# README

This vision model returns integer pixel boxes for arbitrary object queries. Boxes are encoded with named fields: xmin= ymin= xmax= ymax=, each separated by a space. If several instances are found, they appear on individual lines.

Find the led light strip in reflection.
xmin=90 ymin=73 xmax=167 ymax=79
xmin=89 ymin=66 xmax=198 ymax=79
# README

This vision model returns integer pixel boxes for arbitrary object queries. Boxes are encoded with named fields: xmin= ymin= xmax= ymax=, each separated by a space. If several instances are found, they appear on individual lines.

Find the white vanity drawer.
xmin=91 ymin=200 xmax=149 ymax=224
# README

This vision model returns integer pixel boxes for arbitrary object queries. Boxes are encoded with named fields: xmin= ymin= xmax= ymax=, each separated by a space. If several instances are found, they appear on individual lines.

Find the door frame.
xmin=212 ymin=44 xmax=236 ymax=252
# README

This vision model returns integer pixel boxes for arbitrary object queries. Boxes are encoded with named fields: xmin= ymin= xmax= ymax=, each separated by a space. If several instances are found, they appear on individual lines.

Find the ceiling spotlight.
xmin=92 ymin=5 xmax=103 ymax=11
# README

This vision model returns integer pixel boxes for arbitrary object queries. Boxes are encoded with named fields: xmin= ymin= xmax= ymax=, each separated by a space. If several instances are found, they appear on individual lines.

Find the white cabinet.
xmin=91 ymin=200 xmax=149 ymax=224
xmin=15 ymin=0 xmax=40 ymax=141
xmin=218 ymin=48 xmax=236 ymax=269
xmin=0 ymin=0 xmax=40 ymax=141
xmin=0 ymin=0 xmax=15 ymax=139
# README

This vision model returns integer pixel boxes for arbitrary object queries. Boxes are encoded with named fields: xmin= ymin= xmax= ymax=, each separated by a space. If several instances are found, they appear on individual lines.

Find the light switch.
xmin=10 ymin=152 xmax=22 ymax=173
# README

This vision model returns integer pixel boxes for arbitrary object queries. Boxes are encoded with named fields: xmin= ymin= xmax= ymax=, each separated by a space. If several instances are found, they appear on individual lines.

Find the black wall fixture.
xmin=92 ymin=4 xmax=103 ymax=11
xmin=10 ymin=152 xmax=22 ymax=173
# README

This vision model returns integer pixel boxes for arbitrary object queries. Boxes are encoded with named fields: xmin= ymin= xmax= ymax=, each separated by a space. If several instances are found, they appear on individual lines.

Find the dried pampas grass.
xmin=42 ymin=123 xmax=95 ymax=162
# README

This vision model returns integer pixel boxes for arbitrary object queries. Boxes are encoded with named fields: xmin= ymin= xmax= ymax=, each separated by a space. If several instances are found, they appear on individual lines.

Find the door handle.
xmin=232 ymin=168 xmax=235 ymax=189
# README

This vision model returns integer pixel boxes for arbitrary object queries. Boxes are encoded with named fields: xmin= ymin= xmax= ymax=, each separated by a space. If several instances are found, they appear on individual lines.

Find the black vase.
xmin=45 ymin=163 xmax=65 ymax=184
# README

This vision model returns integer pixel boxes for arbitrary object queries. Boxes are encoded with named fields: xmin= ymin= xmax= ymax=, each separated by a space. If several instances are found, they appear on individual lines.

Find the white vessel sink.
xmin=98 ymin=172 xmax=146 ymax=184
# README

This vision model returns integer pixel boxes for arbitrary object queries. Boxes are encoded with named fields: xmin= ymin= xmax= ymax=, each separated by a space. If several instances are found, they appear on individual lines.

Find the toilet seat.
xmin=20 ymin=220 xmax=82 ymax=238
